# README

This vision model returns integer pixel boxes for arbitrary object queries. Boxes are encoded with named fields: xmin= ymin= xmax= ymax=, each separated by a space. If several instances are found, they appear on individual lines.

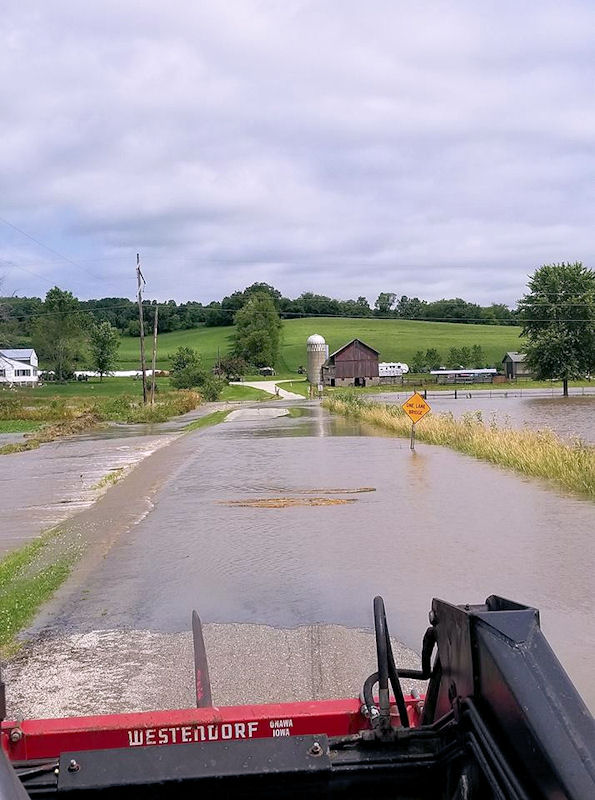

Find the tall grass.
xmin=324 ymin=394 xmax=595 ymax=499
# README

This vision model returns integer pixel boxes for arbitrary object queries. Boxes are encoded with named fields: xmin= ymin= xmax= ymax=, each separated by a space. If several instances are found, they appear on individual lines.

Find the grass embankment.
xmin=184 ymin=409 xmax=232 ymax=431
xmin=114 ymin=318 xmax=523 ymax=372
xmin=0 ymin=529 xmax=74 ymax=654
xmin=0 ymin=387 xmax=200 ymax=455
xmin=0 ymin=420 xmax=41 ymax=433
xmin=324 ymin=394 xmax=595 ymax=499
xmin=276 ymin=379 xmax=310 ymax=397
xmin=219 ymin=384 xmax=270 ymax=401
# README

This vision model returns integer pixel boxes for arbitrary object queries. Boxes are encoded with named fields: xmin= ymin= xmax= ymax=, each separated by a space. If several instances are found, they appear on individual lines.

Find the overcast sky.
xmin=1 ymin=1 xmax=594 ymax=307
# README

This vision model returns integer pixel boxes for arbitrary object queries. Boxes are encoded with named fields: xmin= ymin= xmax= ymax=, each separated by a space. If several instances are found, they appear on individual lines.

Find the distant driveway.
xmin=230 ymin=380 xmax=303 ymax=399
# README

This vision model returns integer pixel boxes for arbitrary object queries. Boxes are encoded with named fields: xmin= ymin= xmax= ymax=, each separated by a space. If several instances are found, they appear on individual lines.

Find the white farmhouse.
xmin=0 ymin=349 xmax=39 ymax=386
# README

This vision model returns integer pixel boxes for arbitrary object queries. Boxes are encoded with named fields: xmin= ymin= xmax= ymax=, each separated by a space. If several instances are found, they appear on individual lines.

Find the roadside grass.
xmin=324 ymin=394 xmax=595 ymax=499
xmin=219 ymin=384 xmax=270 ymax=401
xmin=95 ymin=390 xmax=200 ymax=424
xmin=113 ymin=318 xmax=523 ymax=372
xmin=0 ymin=420 xmax=41 ymax=433
xmin=0 ymin=530 xmax=74 ymax=654
xmin=93 ymin=468 xmax=125 ymax=490
xmin=0 ymin=387 xmax=201 ymax=455
xmin=277 ymin=379 xmax=310 ymax=397
xmin=184 ymin=409 xmax=232 ymax=431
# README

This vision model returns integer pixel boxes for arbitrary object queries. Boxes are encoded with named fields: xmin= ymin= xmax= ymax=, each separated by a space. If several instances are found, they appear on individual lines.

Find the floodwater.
xmin=22 ymin=403 xmax=595 ymax=711
xmin=372 ymin=390 xmax=595 ymax=443
xmin=0 ymin=433 xmax=175 ymax=555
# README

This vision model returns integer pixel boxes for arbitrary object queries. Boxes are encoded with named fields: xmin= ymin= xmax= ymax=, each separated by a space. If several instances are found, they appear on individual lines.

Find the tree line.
xmin=1 ymin=264 xmax=593 ymax=394
xmin=0 ymin=283 xmax=517 ymax=342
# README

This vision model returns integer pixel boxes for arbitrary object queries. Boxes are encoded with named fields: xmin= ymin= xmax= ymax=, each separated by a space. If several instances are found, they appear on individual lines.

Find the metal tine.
xmin=192 ymin=610 xmax=213 ymax=708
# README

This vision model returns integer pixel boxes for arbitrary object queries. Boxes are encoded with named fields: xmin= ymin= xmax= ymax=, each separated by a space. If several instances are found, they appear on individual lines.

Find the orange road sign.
xmin=402 ymin=392 xmax=431 ymax=423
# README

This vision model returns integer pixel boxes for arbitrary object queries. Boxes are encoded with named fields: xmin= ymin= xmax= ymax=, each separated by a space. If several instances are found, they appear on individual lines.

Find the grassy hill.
xmin=117 ymin=317 xmax=523 ymax=373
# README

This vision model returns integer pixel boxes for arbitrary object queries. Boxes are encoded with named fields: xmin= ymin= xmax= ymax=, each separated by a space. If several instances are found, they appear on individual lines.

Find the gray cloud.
xmin=1 ymin=0 xmax=594 ymax=306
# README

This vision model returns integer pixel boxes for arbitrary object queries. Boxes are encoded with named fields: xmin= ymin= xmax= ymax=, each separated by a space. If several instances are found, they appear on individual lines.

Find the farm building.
xmin=502 ymin=352 xmax=532 ymax=379
xmin=430 ymin=368 xmax=497 ymax=384
xmin=0 ymin=348 xmax=39 ymax=387
xmin=321 ymin=338 xmax=380 ymax=387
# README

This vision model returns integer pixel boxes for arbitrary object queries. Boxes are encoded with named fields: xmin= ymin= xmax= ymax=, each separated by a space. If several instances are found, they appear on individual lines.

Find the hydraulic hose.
xmin=373 ymin=596 xmax=390 ymax=729
xmin=373 ymin=596 xmax=410 ymax=730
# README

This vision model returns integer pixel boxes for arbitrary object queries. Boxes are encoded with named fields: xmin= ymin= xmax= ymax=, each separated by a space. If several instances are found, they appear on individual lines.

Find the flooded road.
xmin=0 ymin=433 xmax=176 ymax=555
xmin=8 ymin=403 xmax=593 ymax=715
xmin=0 ymin=403 xmax=232 ymax=555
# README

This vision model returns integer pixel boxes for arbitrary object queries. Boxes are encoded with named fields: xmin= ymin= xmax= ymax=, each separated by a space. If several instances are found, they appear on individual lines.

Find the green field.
xmin=13 ymin=377 xmax=269 ymax=404
xmin=116 ymin=318 xmax=523 ymax=372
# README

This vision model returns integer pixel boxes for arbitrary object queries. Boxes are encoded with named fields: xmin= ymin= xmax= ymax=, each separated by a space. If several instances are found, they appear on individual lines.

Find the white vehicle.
xmin=378 ymin=361 xmax=409 ymax=377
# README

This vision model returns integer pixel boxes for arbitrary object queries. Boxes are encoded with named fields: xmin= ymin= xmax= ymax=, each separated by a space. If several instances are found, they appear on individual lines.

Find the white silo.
xmin=306 ymin=334 xmax=328 ymax=385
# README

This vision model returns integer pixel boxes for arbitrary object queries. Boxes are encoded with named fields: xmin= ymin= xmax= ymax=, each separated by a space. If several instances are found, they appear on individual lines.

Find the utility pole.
xmin=150 ymin=304 xmax=158 ymax=407
xmin=136 ymin=253 xmax=147 ymax=404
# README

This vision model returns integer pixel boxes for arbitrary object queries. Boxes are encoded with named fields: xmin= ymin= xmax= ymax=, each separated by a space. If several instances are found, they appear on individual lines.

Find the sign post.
xmin=401 ymin=392 xmax=431 ymax=450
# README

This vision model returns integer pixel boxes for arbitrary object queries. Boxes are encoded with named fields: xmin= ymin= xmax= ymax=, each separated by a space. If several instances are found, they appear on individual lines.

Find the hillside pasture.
xmin=116 ymin=318 xmax=522 ymax=373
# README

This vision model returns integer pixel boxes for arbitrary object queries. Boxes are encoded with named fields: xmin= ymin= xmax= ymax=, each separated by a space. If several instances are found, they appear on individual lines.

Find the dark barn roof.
xmin=325 ymin=339 xmax=380 ymax=380
xmin=327 ymin=338 xmax=380 ymax=361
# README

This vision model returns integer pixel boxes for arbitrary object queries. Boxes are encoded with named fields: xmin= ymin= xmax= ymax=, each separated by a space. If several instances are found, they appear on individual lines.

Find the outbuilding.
xmin=322 ymin=338 xmax=380 ymax=387
xmin=502 ymin=352 xmax=532 ymax=380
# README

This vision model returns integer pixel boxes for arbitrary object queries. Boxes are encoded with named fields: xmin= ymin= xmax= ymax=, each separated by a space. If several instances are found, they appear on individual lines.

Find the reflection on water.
xmin=71 ymin=405 xmax=595 ymax=709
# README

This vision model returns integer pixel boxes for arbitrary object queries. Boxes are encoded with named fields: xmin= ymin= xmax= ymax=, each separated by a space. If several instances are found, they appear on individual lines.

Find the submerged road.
xmin=5 ymin=402 xmax=594 ymax=716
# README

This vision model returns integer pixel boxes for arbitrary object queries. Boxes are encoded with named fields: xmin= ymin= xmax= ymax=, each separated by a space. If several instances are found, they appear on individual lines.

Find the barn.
xmin=322 ymin=339 xmax=380 ymax=387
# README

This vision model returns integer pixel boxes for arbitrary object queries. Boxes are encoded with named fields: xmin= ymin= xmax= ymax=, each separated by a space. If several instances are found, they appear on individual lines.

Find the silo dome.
xmin=307 ymin=334 xmax=326 ymax=346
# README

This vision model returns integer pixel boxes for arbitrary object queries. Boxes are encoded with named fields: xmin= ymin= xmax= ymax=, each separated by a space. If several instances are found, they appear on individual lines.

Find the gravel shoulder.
xmin=4 ymin=623 xmax=424 ymax=719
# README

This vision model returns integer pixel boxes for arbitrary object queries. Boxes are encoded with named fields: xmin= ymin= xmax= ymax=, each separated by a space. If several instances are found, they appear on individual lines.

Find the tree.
xmin=410 ymin=350 xmax=427 ymax=373
xmin=446 ymin=348 xmax=463 ymax=368
xmin=374 ymin=292 xmax=397 ymax=316
xmin=518 ymin=262 xmax=595 ymax=396
xmin=32 ymin=287 xmax=87 ymax=381
xmin=459 ymin=346 xmax=471 ymax=367
xmin=169 ymin=346 xmax=224 ymax=400
xmin=170 ymin=346 xmax=201 ymax=373
xmin=471 ymin=345 xmax=485 ymax=368
xmin=395 ymin=295 xmax=426 ymax=319
xmin=216 ymin=355 xmax=248 ymax=380
xmin=88 ymin=322 xmax=120 ymax=381
xmin=233 ymin=292 xmax=282 ymax=367
xmin=425 ymin=349 xmax=442 ymax=370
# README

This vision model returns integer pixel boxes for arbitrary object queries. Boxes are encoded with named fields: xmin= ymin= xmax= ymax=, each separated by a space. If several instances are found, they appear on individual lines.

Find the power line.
xmin=0 ymin=215 xmax=109 ymax=284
